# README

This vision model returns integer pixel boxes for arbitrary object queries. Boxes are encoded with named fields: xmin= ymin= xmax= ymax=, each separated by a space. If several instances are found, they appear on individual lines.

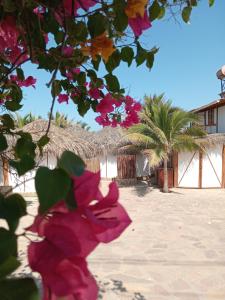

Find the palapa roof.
xmin=197 ymin=133 xmax=225 ymax=147
xmin=22 ymin=119 xmax=97 ymax=159
xmin=94 ymin=127 xmax=138 ymax=155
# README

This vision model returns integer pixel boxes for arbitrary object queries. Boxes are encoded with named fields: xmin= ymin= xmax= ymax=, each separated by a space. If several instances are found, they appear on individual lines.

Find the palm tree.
xmin=13 ymin=113 xmax=41 ymax=128
xmin=128 ymin=95 xmax=206 ymax=193
xmin=76 ymin=121 xmax=91 ymax=131
xmin=49 ymin=111 xmax=73 ymax=128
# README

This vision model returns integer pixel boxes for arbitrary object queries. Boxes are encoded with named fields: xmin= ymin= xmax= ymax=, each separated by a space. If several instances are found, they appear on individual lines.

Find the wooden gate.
xmin=117 ymin=155 xmax=136 ymax=179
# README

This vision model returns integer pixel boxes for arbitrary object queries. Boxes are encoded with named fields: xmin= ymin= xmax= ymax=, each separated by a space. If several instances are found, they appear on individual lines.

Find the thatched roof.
xmin=94 ymin=127 xmax=137 ymax=155
xmin=95 ymin=128 xmax=225 ymax=155
xmin=22 ymin=119 xmax=97 ymax=159
xmin=197 ymin=133 xmax=225 ymax=147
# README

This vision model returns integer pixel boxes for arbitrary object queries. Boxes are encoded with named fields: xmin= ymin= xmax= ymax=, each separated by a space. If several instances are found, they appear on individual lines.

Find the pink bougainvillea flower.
xmin=43 ymin=33 xmax=49 ymax=44
xmin=21 ymin=76 xmax=36 ymax=88
xmin=58 ymin=94 xmax=69 ymax=104
xmin=88 ymin=87 xmax=101 ymax=100
xmin=63 ymin=0 xmax=96 ymax=16
xmin=27 ymin=169 xmax=131 ymax=300
xmin=128 ymin=11 xmax=152 ymax=37
xmin=72 ymin=68 xmax=81 ymax=74
xmin=96 ymin=94 xmax=115 ymax=114
xmin=95 ymin=114 xmax=111 ymax=127
xmin=0 ymin=16 xmax=19 ymax=52
xmin=84 ymin=182 xmax=132 ymax=243
xmin=10 ymin=75 xmax=36 ymax=88
xmin=28 ymin=240 xmax=98 ymax=300
xmin=0 ymin=16 xmax=28 ymax=64
xmin=73 ymin=170 xmax=101 ymax=207
xmin=62 ymin=46 xmax=74 ymax=57
xmin=33 ymin=6 xmax=46 ymax=18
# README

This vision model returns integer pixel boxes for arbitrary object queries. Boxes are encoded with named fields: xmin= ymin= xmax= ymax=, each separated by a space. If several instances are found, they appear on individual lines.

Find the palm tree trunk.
xmin=163 ymin=157 xmax=169 ymax=193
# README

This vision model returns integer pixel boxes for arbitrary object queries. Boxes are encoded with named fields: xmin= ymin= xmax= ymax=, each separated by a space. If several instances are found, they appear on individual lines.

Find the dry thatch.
xmin=95 ymin=128 xmax=225 ymax=155
xmin=22 ymin=119 xmax=97 ymax=159
xmin=93 ymin=127 xmax=138 ymax=155
xmin=197 ymin=133 xmax=225 ymax=147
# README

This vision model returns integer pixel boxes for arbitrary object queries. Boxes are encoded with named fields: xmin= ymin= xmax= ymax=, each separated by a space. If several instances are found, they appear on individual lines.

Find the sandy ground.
xmin=10 ymin=183 xmax=225 ymax=299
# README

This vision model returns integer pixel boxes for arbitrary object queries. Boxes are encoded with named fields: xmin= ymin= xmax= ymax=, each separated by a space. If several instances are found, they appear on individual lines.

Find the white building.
xmin=174 ymin=66 xmax=225 ymax=188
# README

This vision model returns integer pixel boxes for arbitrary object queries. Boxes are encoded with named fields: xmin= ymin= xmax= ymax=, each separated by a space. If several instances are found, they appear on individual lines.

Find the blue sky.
xmin=21 ymin=1 xmax=225 ymax=130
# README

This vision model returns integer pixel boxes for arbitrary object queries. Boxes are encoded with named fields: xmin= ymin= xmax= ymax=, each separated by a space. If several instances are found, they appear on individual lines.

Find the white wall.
xmin=100 ymin=156 xmax=107 ymax=178
xmin=136 ymin=154 xmax=150 ymax=177
xmin=9 ymin=153 xmax=58 ymax=193
xmin=218 ymin=106 xmax=225 ymax=133
xmin=178 ymin=151 xmax=199 ymax=188
xmin=202 ymin=145 xmax=222 ymax=188
xmin=106 ymin=154 xmax=117 ymax=178
xmin=100 ymin=154 xmax=117 ymax=179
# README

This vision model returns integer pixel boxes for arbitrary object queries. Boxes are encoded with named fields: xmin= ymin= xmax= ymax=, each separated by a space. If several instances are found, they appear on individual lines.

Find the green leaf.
xmin=15 ymin=135 xmax=36 ymax=159
xmin=121 ymin=47 xmax=134 ymax=66
xmin=0 ymin=256 xmax=20 ymax=279
xmin=77 ymin=100 xmax=91 ymax=117
xmin=146 ymin=52 xmax=154 ymax=69
xmin=209 ymin=0 xmax=214 ymax=6
xmin=105 ymin=74 xmax=120 ymax=92
xmin=51 ymin=80 xmax=62 ymax=97
xmin=38 ymin=135 xmax=50 ymax=148
xmin=0 ymin=228 xmax=17 ymax=264
xmin=10 ymin=155 xmax=35 ymax=176
xmin=88 ymin=13 xmax=108 ymax=38
xmin=16 ymin=69 xmax=24 ymax=81
xmin=0 ymin=135 xmax=7 ymax=152
xmin=9 ymin=84 xmax=22 ymax=102
xmin=0 ymin=278 xmax=39 ymax=300
xmin=136 ymin=44 xmax=147 ymax=66
xmin=1 ymin=114 xmax=15 ymax=130
xmin=58 ymin=151 xmax=85 ymax=177
xmin=149 ymin=1 xmax=161 ymax=21
xmin=65 ymin=180 xmax=77 ymax=210
xmin=73 ymin=21 xmax=88 ymax=42
xmin=158 ymin=6 xmax=165 ymax=19
xmin=2 ymin=0 xmax=16 ymax=12
xmin=5 ymin=101 xmax=22 ymax=112
xmin=113 ymin=11 xmax=128 ymax=32
xmin=182 ymin=6 xmax=192 ymax=23
xmin=35 ymin=167 xmax=71 ymax=213
xmin=92 ymin=56 xmax=101 ymax=71
xmin=105 ymin=50 xmax=121 ymax=73
xmin=0 ymin=194 xmax=27 ymax=232
xmin=77 ymin=72 xmax=86 ymax=86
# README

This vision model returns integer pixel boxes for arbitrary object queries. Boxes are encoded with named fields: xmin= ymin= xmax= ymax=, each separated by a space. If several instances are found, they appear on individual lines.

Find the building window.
xmin=207 ymin=109 xmax=214 ymax=125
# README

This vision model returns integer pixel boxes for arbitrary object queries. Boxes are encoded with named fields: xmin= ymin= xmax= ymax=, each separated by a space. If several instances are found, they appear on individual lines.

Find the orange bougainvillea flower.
xmin=125 ymin=0 xmax=148 ymax=18
xmin=81 ymin=33 xmax=115 ymax=62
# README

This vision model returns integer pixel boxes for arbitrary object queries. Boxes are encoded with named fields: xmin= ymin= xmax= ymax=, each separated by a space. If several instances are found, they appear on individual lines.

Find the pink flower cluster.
xmin=28 ymin=171 xmax=131 ymax=300
xmin=129 ymin=11 xmax=152 ymax=37
xmin=95 ymin=94 xmax=142 ymax=128
xmin=63 ymin=0 xmax=96 ymax=16
xmin=10 ymin=75 xmax=36 ymax=88
xmin=0 ymin=16 xmax=28 ymax=64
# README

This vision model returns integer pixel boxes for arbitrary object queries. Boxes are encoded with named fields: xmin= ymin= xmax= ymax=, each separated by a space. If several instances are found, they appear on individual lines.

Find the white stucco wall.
xmin=178 ymin=151 xmax=199 ymax=188
xmin=202 ymin=145 xmax=222 ymax=188
xmin=100 ymin=156 xmax=107 ymax=178
xmin=9 ymin=154 xmax=58 ymax=193
xmin=218 ymin=106 xmax=225 ymax=133
xmin=100 ymin=154 xmax=117 ymax=179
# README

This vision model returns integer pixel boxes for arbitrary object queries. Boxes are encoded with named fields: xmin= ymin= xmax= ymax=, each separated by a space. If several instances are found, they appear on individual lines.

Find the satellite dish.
xmin=216 ymin=65 xmax=225 ymax=79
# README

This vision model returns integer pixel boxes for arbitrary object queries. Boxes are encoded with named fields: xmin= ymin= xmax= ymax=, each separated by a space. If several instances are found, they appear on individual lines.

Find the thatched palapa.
xmin=22 ymin=119 xmax=97 ymax=159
